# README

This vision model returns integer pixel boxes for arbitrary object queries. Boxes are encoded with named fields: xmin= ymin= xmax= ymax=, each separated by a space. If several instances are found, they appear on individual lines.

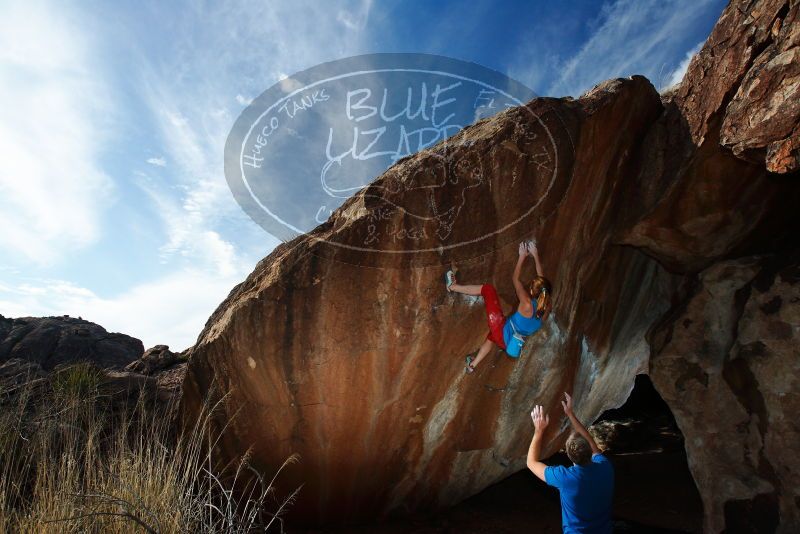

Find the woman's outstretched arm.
xmin=530 ymin=242 xmax=544 ymax=277
xmin=513 ymin=243 xmax=532 ymax=305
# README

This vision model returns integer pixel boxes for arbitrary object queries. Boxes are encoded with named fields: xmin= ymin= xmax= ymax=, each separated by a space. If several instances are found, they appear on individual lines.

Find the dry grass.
xmin=0 ymin=363 xmax=297 ymax=533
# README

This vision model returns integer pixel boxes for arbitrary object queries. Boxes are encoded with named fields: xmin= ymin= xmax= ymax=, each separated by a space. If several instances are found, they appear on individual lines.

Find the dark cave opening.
xmin=590 ymin=373 xmax=704 ymax=532
xmin=593 ymin=373 xmax=687 ymax=455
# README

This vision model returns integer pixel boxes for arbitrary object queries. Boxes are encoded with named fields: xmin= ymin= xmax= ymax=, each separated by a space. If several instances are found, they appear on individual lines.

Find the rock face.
xmin=0 ymin=315 xmax=144 ymax=370
xmin=651 ymin=256 xmax=800 ymax=533
xmin=184 ymin=75 xmax=675 ymax=523
xmin=126 ymin=345 xmax=187 ymax=401
xmin=126 ymin=344 xmax=180 ymax=375
xmin=181 ymin=0 xmax=800 ymax=530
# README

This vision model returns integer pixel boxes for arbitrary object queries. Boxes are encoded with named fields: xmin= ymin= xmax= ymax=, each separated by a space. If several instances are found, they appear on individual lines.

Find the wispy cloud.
xmin=0 ymin=2 xmax=114 ymax=264
xmin=130 ymin=0 xmax=373 ymax=271
xmin=665 ymin=40 xmax=704 ymax=88
xmin=0 ymin=0 xmax=376 ymax=347
xmin=525 ymin=0 xmax=718 ymax=97
xmin=133 ymin=170 xmax=253 ymax=278
xmin=337 ymin=0 xmax=373 ymax=31
xmin=235 ymin=94 xmax=253 ymax=106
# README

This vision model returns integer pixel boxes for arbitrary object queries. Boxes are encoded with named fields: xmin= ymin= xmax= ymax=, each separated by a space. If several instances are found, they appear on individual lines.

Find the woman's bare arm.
xmin=513 ymin=244 xmax=531 ymax=306
xmin=530 ymin=242 xmax=544 ymax=278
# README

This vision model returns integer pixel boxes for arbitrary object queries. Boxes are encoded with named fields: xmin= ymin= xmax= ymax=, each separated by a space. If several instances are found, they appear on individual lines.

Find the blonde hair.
xmin=529 ymin=276 xmax=552 ymax=320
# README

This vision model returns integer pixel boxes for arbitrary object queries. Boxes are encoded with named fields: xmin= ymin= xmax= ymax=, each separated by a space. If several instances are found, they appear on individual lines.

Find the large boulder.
xmin=183 ymin=75 xmax=674 ymax=523
xmin=126 ymin=344 xmax=187 ymax=401
xmin=181 ymin=0 xmax=800 ymax=530
xmin=125 ymin=344 xmax=181 ymax=375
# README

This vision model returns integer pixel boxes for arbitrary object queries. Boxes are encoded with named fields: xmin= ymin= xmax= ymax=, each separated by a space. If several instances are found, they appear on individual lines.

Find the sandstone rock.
xmin=101 ymin=369 xmax=159 ymax=401
xmin=180 ymin=0 xmax=800 ymax=530
xmin=126 ymin=344 xmax=181 ymax=375
xmin=0 ymin=315 xmax=13 ymax=340
xmin=620 ymin=0 xmax=800 ymax=271
xmin=0 ymin=357 xmax=46 ymax=383
xmin=149 ymin=362 xmax=187 ymax=402
xmin=183 ymin=74 xmax=680 ymax=523
xmin=0 ymin=315 xmax=185 ymax=406
xmin=125 ymin=345 xmax=187 ymax=402
xmin=671 ymin=0 xmax=790 ymax=150
xmin=719 ymin=2 xmax=800 ymax=173
xmin=650 ymin=255 xmax=800 ymax=532
xmin=0 ymin=315 xmax=144 ymax=370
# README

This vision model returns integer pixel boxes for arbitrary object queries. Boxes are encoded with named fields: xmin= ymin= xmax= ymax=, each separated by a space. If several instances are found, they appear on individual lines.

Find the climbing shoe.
xmin=465 ymin=354 xmax=476 ymax=373
xmin=445 ymin=270 xmax=457 ymax=292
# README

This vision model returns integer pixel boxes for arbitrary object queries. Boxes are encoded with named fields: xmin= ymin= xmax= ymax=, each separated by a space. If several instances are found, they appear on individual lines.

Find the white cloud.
xmin=146 ymin=156 xmax=167 ymax=167
xmin=337 ymin=0 xmax=373 ymax=31
xmin=1 ymin=0 xmax=371 ymax=349
xmin=131 ymin=0 xmax=372 ymax=269
xmin=665 ymin=41 xmax=704 ymax=88
xmin=542 ymin=0 xmax=719 ymax=97
xmin=0 ymin=269 xmax=245 ymax=351
xmin=0 ymin=2 xmax=114 ymax=264
xmin=132 ymin=171 xmax=250 ymax=278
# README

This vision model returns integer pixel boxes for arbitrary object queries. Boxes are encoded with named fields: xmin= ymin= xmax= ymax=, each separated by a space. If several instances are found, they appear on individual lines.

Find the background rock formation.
xmin=0 ymin=315 xmax=143 ymax=370
xmin=182 ymin=0 xmax=800 ymax=530
xmin=0 ymin=315 xmax=187 ymax=403
xmin=651 ymin=255 xmax=800 ymax=532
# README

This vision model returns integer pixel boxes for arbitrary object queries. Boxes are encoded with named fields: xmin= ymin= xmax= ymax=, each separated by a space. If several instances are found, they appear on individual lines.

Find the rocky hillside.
xmin=0 ymin=314 xmax=143 ymax=370
xmin=0 ymin=314 xmax=186 ymax=401
xmin=181 ymin=0 xmax=799 ymax=531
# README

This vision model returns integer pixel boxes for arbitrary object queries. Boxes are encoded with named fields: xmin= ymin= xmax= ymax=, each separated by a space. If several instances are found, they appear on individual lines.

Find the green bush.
xmin=51 ymin=362 xmax=103 ymax=400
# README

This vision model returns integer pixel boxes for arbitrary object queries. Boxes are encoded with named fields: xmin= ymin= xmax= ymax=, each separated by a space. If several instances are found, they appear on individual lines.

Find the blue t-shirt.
xmin=544 ymin=454 xmax=614 ymax=533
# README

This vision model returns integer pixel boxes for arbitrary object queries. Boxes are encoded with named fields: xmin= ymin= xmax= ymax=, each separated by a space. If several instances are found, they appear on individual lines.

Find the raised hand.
xmin=518 ymin=242 xmax=528 ymax=257
xmin=561 ymin=392 xmax=574 ymax=417
xmin=559 ymin=391 xmax=600 ymax=454
xmin=531 ymin=405 xmax=550 ymax=432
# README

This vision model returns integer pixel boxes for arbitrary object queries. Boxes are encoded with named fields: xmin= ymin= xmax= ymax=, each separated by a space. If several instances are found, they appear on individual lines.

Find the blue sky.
xmin=0 ymin=0 xmax=725 ymax=350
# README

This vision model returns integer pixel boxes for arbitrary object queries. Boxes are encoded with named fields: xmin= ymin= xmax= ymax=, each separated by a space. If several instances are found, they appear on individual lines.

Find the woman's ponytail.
xmin=529 ymin=277 xmax=552 ymax=320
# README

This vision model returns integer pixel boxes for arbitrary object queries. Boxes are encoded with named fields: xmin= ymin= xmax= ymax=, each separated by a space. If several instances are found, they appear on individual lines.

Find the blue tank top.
xmin=502 ymin=304 xmax=542 ymax=347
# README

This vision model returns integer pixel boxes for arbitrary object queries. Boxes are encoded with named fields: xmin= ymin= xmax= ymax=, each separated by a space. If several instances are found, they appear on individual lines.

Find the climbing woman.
xmin=445 ymin=239 xmax=552 ymax=373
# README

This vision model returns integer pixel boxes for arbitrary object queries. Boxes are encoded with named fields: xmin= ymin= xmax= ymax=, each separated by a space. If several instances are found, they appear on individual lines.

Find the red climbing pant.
xmin=481 ymin=284 xmax=507 ymax=349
